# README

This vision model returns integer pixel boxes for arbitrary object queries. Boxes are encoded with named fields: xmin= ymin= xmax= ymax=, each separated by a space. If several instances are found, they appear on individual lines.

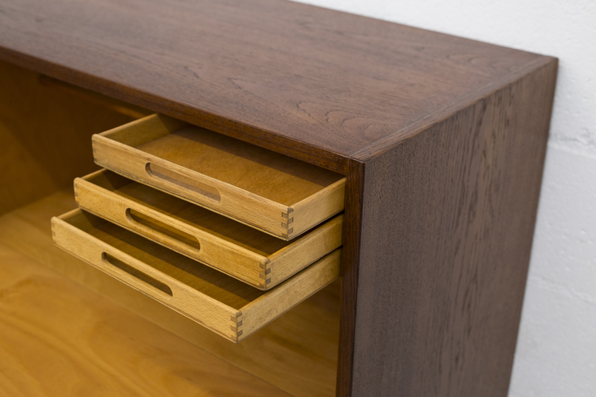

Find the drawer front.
xmin=92 ymin=114 xmax=345 ymax=240
xmin=75 ymin=169 xmax=343 ymax=290
xmin=51 ymin=209 xmax=340 ymax=343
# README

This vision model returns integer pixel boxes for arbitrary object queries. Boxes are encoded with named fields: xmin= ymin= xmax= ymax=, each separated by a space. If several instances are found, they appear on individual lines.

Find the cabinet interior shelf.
xmin=0 ymin=60 xmax=339 ymax=397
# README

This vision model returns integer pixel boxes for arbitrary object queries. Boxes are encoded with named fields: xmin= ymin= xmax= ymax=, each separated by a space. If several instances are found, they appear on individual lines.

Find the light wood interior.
xmin=0 ymin=192 xmax=339 ymax=396
xmin=0 ymin=59 xmax=135 ymax=216
xmin=0 ymin=241 xmax=294 ymax=397
xmin=53 ymin=208 xmax=340 ymax=341
xmin=84 ymin=170 xmax=308 ymax=255
xmin=94 ymin=114 xmax=346 ymax=240
xmin=57 ymin=209 xmax=265 ymax=309
xmin=135 ymin=126 xmax=343 ymax=205
xmin=0 ymin=62 xmax=339 ymax=396
xmin=76 ymin=169 xmax=343 ymax=289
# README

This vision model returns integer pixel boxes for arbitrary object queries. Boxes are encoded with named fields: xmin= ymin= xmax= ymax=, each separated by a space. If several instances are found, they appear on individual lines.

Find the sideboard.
xmin=0 ymin=0 xmax=557 ymax=396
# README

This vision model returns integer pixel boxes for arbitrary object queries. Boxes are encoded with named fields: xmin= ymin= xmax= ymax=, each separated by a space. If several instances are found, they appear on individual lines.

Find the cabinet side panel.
xmin=351 ymin=60 xmax=557 ymax=397
xmin=0 ymin=60 xmax=135 ymax=215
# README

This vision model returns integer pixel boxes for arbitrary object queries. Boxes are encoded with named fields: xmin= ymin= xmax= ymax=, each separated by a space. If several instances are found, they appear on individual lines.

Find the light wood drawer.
xmin=51 ymin=209 xmax=341 ymax=343
xmin=74 ymin=169 xmax=342 ymax=290
xmin=92 ymin=114 xmax=346 ymax=240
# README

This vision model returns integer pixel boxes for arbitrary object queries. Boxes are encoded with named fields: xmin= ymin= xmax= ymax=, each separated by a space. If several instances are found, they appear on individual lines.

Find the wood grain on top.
xmin=0 ymin=0 xmax=546 ymax=171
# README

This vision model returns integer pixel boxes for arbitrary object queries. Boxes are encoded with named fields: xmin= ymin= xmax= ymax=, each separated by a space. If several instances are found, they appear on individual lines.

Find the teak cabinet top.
xmin=0 ymin=0 xmax=552 ymax=172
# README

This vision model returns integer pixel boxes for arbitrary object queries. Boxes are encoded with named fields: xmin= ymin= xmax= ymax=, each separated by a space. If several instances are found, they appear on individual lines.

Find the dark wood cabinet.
xmin=0 ymin=0 xmax=557 ymax=396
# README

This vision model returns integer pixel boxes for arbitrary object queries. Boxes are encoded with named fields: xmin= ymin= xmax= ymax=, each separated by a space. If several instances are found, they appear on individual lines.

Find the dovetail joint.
xmin=281 ymin=228 xmax=294 ymax=238
xmin=281 ymin=222 xmax=294 ymax=230
xmin=259 ymin=269 xmax=272 ymax=281
xmin=259 ymin=261 xmax=272 ymax=284
xmin=281 ymin=208 xmax=295 ymax=237
xmin=231 ymin=312 xmax=243 ymax=335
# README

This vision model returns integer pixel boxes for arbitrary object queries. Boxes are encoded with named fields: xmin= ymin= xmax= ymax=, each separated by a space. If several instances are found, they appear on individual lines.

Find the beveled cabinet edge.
xmin=350 ymin=56 xmax=559 ymax=163
xmin=336 ymin=159 xmax=365 ymax=397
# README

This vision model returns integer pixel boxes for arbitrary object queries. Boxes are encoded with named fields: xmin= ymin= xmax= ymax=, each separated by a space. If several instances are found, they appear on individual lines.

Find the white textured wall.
xmin=293 ymin=0 xmax=596 ymax=395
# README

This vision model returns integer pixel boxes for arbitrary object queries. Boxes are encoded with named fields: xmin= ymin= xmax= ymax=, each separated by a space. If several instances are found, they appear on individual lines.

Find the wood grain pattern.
xmin=75 ymin=169 xmax=343 ymax=289
xmin=0 ymin=59 xmax=134 ymax=216
xmin=93 ymin=114 xmax=345 ymax=239
xmin=0 ymin=3 xmax=559 ymax=395
xmin=0 ymin=190 xmax=339 ymax=397
xmin=0 ymin=247 xmax=293 ymax=397
xmin=0 ymin=0 xmax=545 ymax=172
xmin=52 ymin=208 xmax=340 ymax=343
xmin=349 ymin=60 xmax=558 ymax=397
